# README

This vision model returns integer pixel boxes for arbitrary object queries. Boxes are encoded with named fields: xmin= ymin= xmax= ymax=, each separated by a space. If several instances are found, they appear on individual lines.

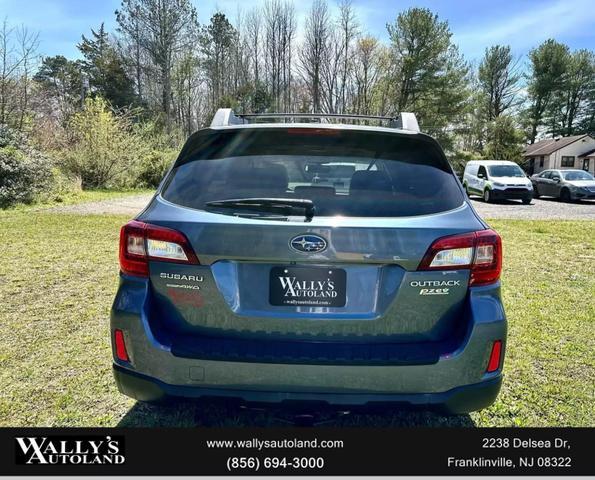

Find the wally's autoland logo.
xmin=15 ymin=435 xmax=125 ymax=465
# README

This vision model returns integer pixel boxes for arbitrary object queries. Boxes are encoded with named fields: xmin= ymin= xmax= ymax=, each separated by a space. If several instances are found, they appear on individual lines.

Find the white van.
xmin=463 ymin=160 xmax=533 ymax=204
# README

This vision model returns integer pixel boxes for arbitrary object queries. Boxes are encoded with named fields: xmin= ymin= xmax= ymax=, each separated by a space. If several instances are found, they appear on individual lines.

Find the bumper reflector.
xmin=114 ymin=329 xmax=130 ymax=362
xmin=486 ymin=340 xmax=502 ymax=372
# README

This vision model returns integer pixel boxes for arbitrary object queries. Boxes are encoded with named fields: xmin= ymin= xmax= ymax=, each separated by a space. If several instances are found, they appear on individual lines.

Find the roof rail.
xmin=210 ymin=109 xmax=420 ymax=132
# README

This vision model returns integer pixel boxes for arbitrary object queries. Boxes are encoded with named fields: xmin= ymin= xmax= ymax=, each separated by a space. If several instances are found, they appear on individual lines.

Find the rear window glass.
xmin=162 ymin=128 xmax=464 ymax=217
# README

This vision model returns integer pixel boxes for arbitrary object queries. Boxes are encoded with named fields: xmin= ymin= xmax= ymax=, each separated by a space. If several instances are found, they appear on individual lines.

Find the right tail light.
xmin=417 ymin=229 xmax=502 ymax=286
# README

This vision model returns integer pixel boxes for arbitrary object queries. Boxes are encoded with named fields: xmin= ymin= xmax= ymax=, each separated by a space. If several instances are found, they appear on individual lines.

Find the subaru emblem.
xmin=289 ymin=234 xmax=327 ymax=253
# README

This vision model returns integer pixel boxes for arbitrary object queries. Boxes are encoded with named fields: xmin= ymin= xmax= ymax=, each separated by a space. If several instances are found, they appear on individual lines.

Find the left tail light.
xmin=417 ymin=229 xmax=502 ymax=286
xmin=119 ymin=220 xmax=199 ymax=277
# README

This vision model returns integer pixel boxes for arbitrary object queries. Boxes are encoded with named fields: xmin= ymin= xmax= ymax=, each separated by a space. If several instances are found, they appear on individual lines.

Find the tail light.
xmin=417 ymin=229 xmax=502 ymax=286
xmin=119 ymin=220 xmax=199 ymax=277
xmin=486 ymin=340 xmax=502 ymax=372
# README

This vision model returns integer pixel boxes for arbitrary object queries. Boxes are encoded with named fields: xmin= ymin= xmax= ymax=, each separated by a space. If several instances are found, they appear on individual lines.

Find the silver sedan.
xmin=531 ymin=169 xmax=595 ymax=202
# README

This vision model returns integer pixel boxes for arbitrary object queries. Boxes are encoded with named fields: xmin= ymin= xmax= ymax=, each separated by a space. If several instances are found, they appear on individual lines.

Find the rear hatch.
xmin=137 ymin=126 xmax=485 ymax=353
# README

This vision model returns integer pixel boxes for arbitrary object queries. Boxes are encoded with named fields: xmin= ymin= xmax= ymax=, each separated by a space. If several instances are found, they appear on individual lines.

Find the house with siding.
xmin=522 ymin=134 xmax=595 ymax=176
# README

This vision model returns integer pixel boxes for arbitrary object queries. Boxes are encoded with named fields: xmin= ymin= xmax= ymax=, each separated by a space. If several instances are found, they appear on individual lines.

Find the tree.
xmin=321 ymin=28 xmax=343 ymax=113
xmin=548 ymin=49 xmax=595 ymax=136
xmin=525 ymin=39 xmax=570 ymax=143
xmin=386 ymin=8 xmax=470 ymax=149
xmin=337 ymin=0 xmax=358 ymax=113
xmin=299 ymin=0 xmax=331 ymax=112
xmin=245 ymin=8 xmax=262 ymax=87
xmin=577 ymin=77 xmax=595 ymax=134
xmin=116 ymin=0 xmax=199 ymax=129
xmin=172 ymin=48 xmax=199 ymax=135
xmin=0 ymin=19 xmax=19 ymax=125
xmin=263 ymin=0 xmax=296 ymax=111
xmin=0 ymin=19 xmax=39 ymax=129
xmin=387 ymin=8 xmax=450 ymax=111
xmin=199 ymin=13 xmax=236 ymax=111
xmin=34 ymin=55 xmax=81 ymax=122
xmin=78 ymin=23 xmax=137 ymax=108
xmin=115 ymin=1 xmax=145 ymax=100
xmin=352 ymin=37 xmax=383 ymax=115
xmin=478 ymin=45 xmax=521 ymax=121
xmin=230 ymin=11 xmax=252 ymax=109
xmin=483 ymin=115 xmax=524 ymax=160
xmin=245 ymin=8 xmax=273 ymax=112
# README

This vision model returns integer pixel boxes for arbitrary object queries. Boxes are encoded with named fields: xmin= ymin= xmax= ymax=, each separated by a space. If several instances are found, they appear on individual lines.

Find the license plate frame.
xmin=269 ymin=266 xmax=346 ymax=307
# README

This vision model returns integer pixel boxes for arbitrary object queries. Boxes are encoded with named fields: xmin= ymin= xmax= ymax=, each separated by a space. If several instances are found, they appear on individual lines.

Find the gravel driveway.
xmin=48 ymin=193 xmax=154 ymax=217
xmin=50 ymin=193 xmax=595 ymax=221
xmin=470 ymin=197 xmax=595 ymax=220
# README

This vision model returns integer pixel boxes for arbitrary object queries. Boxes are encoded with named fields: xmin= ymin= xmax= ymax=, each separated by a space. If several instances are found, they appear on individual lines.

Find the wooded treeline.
xmin=1 ymin=0 xmax=594 ymax=204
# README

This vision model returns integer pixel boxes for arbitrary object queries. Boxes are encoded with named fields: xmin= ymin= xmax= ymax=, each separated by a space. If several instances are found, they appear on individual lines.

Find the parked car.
xmin=531 ymin=169 xmax=595 ymax=202
xmin=463 ymin=160 xmax=533 ymax=204
xmin=111 ymin=109 xmax=506 ymax=414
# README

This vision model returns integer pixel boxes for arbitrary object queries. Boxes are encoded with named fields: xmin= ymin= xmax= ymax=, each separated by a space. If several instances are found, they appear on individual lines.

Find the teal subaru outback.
xmin=111 ymin=109 xmax=506 ymax=414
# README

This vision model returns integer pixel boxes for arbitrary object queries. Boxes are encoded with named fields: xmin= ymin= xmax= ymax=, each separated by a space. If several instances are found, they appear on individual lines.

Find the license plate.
xmin=269 ymin=266 xmax=346 ymax=307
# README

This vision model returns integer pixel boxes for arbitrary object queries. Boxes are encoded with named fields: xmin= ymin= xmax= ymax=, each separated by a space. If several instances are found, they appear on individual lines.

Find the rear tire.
xmin=483 ymin=189 xmax=492 ymax=203
xmin=464 ymin=184 xmax=471 ymax=197
xmin=560 ymin=188 xmax=571 ymax=202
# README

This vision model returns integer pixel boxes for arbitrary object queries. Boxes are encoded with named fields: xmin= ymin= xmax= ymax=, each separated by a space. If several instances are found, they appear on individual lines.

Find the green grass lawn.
xmin=0 ymin=210 xmax=593 ymax=427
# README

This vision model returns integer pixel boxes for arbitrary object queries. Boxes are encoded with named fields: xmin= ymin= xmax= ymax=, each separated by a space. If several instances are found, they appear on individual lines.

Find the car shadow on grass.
xmin=117 ymin=399 xmax=476 ymax=427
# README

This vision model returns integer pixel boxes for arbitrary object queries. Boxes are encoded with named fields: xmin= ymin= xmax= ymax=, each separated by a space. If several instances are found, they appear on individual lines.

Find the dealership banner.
xmin=0 ymin=427 xmax=593 ymax=476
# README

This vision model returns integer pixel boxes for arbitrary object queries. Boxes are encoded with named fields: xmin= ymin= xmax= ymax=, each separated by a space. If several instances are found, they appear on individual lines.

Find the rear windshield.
xmin=161 ymin=128 xmax=464 ymax=217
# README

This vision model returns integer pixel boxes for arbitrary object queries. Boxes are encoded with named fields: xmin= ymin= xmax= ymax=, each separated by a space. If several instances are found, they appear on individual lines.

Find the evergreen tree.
xmin=386 ymin=8 xmax=470 ymax=150
xmin=546 ymin=49 xmax=595 ymax=136
xmin=483 ymin=116 xmax=524 ymax=160
xmin=34 ymin=55 xmax=82 ymax=119
xmin=478 ymin=45 xmax=521 ymax=121
xmin=199 ymin=13 xmax=236 ymax=110
xmin=78 ymin=23 xmax=137 ymax=108
xmin=525 ymin=39 xmax=569 ymax=143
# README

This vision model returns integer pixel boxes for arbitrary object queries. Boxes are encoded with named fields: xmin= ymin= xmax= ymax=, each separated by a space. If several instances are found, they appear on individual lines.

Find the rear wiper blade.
xmin=205 ymin=198 xmax=316 ymax=221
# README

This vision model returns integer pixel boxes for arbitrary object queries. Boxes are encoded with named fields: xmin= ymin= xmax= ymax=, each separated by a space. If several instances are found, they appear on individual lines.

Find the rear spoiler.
xmin=210 ymin=109 xmax=420 ymax=133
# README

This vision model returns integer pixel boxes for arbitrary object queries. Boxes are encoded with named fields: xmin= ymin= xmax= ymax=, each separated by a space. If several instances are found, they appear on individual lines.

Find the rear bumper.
xmin=491 ymin=188 xmax=532 ymax=200
xmin=113 ymin=363 xmax=502 ymax=414
xmin=111 ymin=277 xmax=506 ymax=413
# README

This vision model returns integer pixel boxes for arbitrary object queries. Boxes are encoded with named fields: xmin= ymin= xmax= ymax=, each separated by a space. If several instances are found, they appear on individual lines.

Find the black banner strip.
xmin=1 ymin=427 xmax=593 ymax=476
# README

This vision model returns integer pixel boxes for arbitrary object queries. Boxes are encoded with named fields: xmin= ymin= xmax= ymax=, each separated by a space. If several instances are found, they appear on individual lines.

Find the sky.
xmin=1 ymin=0 xmax=593 ymax=66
